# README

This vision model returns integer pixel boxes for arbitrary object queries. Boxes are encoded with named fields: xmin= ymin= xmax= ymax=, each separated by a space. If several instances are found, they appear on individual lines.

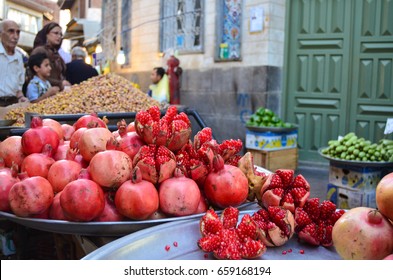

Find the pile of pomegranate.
xmin=1 ymin=105 xmax=392 ymax=260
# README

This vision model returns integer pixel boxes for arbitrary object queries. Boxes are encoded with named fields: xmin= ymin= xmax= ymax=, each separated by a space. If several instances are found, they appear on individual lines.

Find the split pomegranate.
xmin=376 ymin=172 xmax=393 ymax=221
xmin=89 ymin=150 xmax=132 ymax=189
xmin=0 ymin=136 xmax=25 ymax=170
xmin=258 ymin=169 xmax=310 ymax=213
xmin=21 ymin=116 xmax=60 ymax=156
xmin=252 ymin=206 xmax=295 ymax=247
xmin=158 ymin=168 xmax=201 ymax=216
xmin=133 ymin=144 xmax=176 ymax=184
xmin=332 ymin=207 xmax=393 ymax=259
xmin=73 ymin=113 xmax=107 ymax=131
xmin=203 ymin=154 xmax=248 ymax=209
xmin=135 ymin=105 xmax=191 ymax=152
xmin=0 ymin=164 xmax=19 ymax=212
xmin=198 ymin=207 xmax=266 ymax=260
xmin=8 ymin=176 xmax=54 ymax=217
xmin=294 ymin=198 xmax=345 ymax=247
xmin=20 ymin=144 xmax=55 ymax=178
xmin=60 ymin=178 xmax=105 ymax=222
xmin=115 ymin=167 xmax=159 ymax=220
xmin=78 ymin=127 xmax=113 ymax=162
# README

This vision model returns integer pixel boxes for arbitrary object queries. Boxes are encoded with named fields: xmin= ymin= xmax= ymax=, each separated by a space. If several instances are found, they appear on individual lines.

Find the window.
xmin=161 ymin=0 xmax=204 ymax=53
xmin=216 ymin=0 xmax=242 ymax=61
xmin=7 ymin=8 xmax=40 ymax=34
xmin=120 ymin=0 xmax=132 ymax=65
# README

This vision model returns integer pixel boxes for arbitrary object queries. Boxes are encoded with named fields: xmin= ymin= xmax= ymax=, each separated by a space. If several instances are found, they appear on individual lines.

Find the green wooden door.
xmin=283 ymin=0 xmax=393 ymax=162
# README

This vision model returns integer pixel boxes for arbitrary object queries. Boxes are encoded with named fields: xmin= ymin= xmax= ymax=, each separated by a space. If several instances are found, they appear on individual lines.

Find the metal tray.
xmin=246 ymin=124 xmax=298 ymax=133
xmin=0 ymin=202 xmax=258 ymax=237
xmin=318 ymin=147 xmax=393 ymax=167
xmin=82 ymin=210 xmax=341 ymax=260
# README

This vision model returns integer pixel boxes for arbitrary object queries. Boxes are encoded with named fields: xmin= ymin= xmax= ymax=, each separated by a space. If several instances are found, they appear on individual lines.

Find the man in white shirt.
xmin=0 ymin=19 xmax=28 ymax=106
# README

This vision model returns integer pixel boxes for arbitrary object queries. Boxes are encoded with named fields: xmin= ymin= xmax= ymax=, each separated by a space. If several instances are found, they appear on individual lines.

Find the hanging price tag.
xmin=384 ymin=118 xmax=393 ymax=134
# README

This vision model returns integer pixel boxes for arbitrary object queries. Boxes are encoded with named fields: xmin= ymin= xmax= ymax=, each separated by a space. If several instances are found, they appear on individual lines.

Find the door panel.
xmin=284 ymin=0 xmax=393 ymax=162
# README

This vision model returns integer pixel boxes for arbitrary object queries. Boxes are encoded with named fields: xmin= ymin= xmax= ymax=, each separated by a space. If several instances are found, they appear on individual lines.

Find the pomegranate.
xmin=0 ymin=164 xmax=19 ymax=212
xmin=47 ymin=155 xmax=82 ymax=193
xmin=89 ymin=150 xmax=132 ymax=188
xmin=133 ymin=144 xmax=176 ymax=184
xmin=20 ymin=145 xmax=55 ymax=178
xmin=73 ymin=113 xmax=107 ymax=131
xmin=158 ymin=168 xmax=201 ymax=216
xmin=135 ymin=105 xmax=191 ymax=152
xmin=69 ymin=127 xmax=87 ymax=149
xmin=61 ymin=124 xmax=75 ymax=141
xmin=194 ymin=194 xmax=209 ymax=214
xmin=294 ymin=198 xmax=345 ymax=246
xmin=42 ymin=118 xmax=64 ymax=143
xmin=252 ymin=206 xmax=295 ymax=247
xmin=60 ymin=179 xmax=105 ymax=222
xmin=78 ymin=127 xmax=113 ymax=162
xmin=49 ymin=192 xmax=67 ymax=220
xmin=115 ymin=119 xmax=145 ymax=160
xmin=53 ymin=141 xmax=70 ymax=161
xmin=258 ymin=169 xmax=310 ymax=213
xmin=8 ymin=176 xmax=54 ymax=217
xmin=198 ymin=207 xmax=266 ymax=259
xmin=127 ymin=121 xmax=135 ymax=132
xmin=0 ymin=136 xmax=25 ymax=170
xmin=115 ymin=167 xmax=159 ymax=220
xmin=384 ymin=254 xmax=393 ymax=260
xmin=332 ymin=207 xmax=393 ymax=259
xmin=376 ymin=172 xmax=393 ymax=221
xmin=21 ymin=116 xmax=60 ymax=156
xmin=94 ymin=191 xmax=125 ymax=222
xmin=203 ymin=154 xmax=248 ymax=209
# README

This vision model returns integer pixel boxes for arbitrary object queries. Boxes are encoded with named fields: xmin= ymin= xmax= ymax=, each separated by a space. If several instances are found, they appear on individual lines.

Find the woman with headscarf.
xmin=30 ymin=22 xmax=70 ymax=90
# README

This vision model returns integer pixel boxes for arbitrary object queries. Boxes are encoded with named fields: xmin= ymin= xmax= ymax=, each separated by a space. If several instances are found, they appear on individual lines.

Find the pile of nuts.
xmin=4 ymin=74 xmax=161 ymax=126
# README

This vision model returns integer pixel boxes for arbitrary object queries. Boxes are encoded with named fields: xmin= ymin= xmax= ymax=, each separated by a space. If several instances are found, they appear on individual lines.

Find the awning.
xmin=63 ymin=18 xmax=100 ymax=41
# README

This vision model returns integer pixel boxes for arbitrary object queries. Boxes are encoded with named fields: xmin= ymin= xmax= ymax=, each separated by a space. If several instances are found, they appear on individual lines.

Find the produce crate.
xmin=247 ymin=148 xmax=298 ymax=171
xmin=326 ymin=183 xmax=376 ymax=209
xmin=245 ymin=129 xmax=298 ymax=151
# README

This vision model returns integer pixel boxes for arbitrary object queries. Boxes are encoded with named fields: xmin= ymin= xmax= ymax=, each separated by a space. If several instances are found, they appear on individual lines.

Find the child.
xmin=26 ymin=52 xmax=60 ymax=103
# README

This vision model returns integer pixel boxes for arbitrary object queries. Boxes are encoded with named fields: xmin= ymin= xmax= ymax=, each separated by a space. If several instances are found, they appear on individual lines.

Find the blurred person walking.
xmin=66 ymin=46 xmax=98 ymax=85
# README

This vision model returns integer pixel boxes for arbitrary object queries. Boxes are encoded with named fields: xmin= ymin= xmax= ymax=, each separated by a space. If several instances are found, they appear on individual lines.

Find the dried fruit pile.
xmin=4 ymin=74 xmax=161 ymax=126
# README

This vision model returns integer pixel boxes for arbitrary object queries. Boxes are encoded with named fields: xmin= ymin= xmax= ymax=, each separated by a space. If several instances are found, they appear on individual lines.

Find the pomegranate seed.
xmin=165 ymin=245 xmax=170 ymax=251
xmin=173 ymin=241 xmax=178 ymax=247
xmin=299 ymin=249 xmax=305 ymax=254
xmin=282 ymin=250 xmax=287 ymax=255
xmin=204 ymin=253 xmax=209 ymax=259
xmin=287 ymin=248 xmax=292 ymax=253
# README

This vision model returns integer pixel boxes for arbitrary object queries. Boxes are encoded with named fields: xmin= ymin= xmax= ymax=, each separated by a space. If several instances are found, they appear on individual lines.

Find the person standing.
xmin=0 ymin=19 xmax=28 ymax=106
xmin=148 ymin=67 xmax=170 ymax=103
xmin=66 ymin=46 xmax=98 ymax=85
xmin=30 ymin=22 xmax=70 ymax=91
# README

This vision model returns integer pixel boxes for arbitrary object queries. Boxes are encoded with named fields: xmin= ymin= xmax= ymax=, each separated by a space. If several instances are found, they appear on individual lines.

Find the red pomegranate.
xmin=89 ymin=150 xmax=132 ymax=188
xmin=60 ymin=179 xmax=105 ymax=222
xmin=8 ymin=176 xmax=54 ymax=217
xmin=204 ymin=155 xmax=248 ymax=209
xmin=0 ymin=136 xmax=26 ymax=170
xmin=61 ymin=124 xmax=75 ymax=141
xmin=158 ymin=168 xmax=201 ymax=216
xmin=115 ymin=119 xmax=145 ymax=160
xmin=376 ymin=172 xmax=393 ymax=221
xmin=49 ymin=192 xmax=67 ymax=220
xmin=21 ymin=116 xmax=60 ymax=156
xmin=115 ymin=167 xmax=159 ymax=220
xmin=0 ymin=164 xmax=19 ymax=212
xmin=20 ymin=144 xmax=55 ymax=178
xmin=47 ymin=157 xmax=82 ymax=193
xmin=94 ymin=191 xmax=125 ymax=222
xmin=69 ymin=127 xmax=87 ymax=149
xmin=73 ymin=113 xmax=107 ymax=131
xmin=78 ymin=127 xmax=113 ymax=162
xmin=333 ymin=207 xmax=393 ymax=259
xmin=42 ymin=118 xmax=64 ymax=143
xmin=53 ymin=141 xmax=70 ymax=161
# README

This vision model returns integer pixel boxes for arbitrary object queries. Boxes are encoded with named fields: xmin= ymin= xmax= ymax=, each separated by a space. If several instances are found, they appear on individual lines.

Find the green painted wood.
xmin=283 ymin=0 xmax=393 ymax=162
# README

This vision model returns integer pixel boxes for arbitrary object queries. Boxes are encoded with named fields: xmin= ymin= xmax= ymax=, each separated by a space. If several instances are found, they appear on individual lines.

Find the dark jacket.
xmin=65 ymin=59 xmax=99 ymax=85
